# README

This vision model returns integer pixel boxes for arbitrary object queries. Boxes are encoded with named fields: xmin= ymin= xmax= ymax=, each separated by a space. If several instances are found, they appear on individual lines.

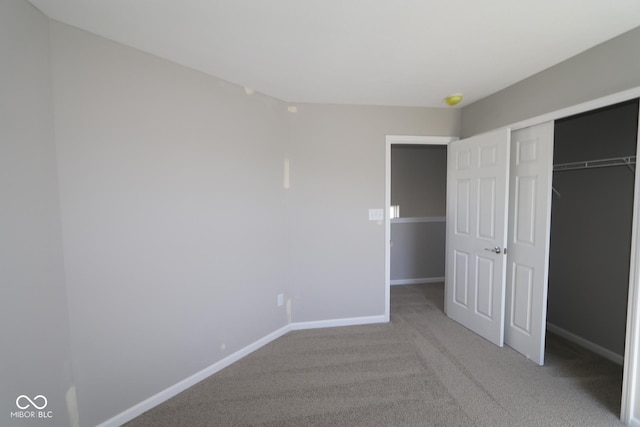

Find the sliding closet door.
xmin=505 ymin=122 xmax=554 ymax=365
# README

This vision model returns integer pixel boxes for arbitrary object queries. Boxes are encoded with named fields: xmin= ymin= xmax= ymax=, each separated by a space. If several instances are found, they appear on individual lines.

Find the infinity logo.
xmin=16 ymin=395 xmax=47 ymax=410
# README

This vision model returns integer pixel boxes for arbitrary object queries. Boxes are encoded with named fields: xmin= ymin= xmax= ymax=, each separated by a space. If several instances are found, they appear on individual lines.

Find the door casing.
xmin=384 ymin=135 xmax=457 ymax=322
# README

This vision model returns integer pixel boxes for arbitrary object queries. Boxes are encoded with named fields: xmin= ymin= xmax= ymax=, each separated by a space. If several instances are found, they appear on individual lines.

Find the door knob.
xmin=484 ymin=246 xmax=501 ymax=254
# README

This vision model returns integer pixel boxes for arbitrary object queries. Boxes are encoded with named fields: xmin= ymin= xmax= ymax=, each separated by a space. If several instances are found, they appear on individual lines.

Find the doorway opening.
xmin=385 ymin=135 xmax=458 ymax=322
xmin=389 ymin=144 xmax=447 ymax=286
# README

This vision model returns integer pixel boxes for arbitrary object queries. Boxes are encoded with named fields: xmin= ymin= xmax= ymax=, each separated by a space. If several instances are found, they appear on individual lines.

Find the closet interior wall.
xmin=548 ymin=99 xmax=639 ymax=359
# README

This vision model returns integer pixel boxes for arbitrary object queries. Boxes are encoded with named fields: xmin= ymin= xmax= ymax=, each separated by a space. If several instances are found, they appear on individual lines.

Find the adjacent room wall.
xmin=0 ymin=2 xmax=76 ymax=426
xmin=50 ymin=22 xmax=290 ymax=427
xmin=390 ymin=145 xmax=447 ymax=282
xmin=287 ymin=105 xmax=459 ymax=322
xmin=391 ymin=145 xmax=447 ymax=217
xmin=462 ymin=26 xmax=640 ymax=137
xmin=390 ymin=222 xmax=446 ymax=282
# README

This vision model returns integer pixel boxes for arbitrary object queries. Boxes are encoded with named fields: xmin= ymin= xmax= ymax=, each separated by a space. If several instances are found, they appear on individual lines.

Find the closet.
xmin=547 ymin=99 xmax=639 ymax=362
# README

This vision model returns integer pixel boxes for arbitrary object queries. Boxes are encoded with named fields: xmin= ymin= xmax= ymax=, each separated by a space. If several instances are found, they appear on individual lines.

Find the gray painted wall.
xmin=37 ymin=18 xmax=461 ymax=426
xmin=391 ymin=145 xmax=447 ymax=217
xmin=0 ymin=11 xmax=459 ymax=423
xmin=287 ymin=104 xmax=459 ymax=323
xmin=390 ymin=221 xmax=446 ymax=281
xmin=50 ymin=22 xmax=290 ymax=426
xmin=548 ymin=101 xmax=638 ymax=357
xmin=390 ymin=145 xmax=447 ymax=281
xmin=0 ymin=2 xmax=77 ymax=426
xmin=462 ymin=26 xmax=640 ymax=137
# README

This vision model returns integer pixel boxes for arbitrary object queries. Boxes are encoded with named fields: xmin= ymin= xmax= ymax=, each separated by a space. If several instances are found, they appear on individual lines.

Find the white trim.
xmin=391 ymin=277 xmax=445 ymax=286
xmin=629 ymin=417 xmax=640 ymax=427
xmin=546 ymin=323 xmax=624 ymax=365
xmin=391 ymin=216 xmax=446 ymax=224
xmin=97 ymin=313 xmax=387 ymax=427
xmin=290 ymin=315 xmax=386 ymax=331
xmin=621 ymin=103 xmax=640 ymax=425
xmin=96 ymin=325 xmax=291 ymax=427
xmin=385 ymin=135 xmax=457 ymax=324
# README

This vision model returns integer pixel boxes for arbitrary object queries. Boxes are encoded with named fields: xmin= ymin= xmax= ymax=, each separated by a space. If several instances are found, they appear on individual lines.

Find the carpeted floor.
xmin=126 ymin=283 xmax=623 ymax=426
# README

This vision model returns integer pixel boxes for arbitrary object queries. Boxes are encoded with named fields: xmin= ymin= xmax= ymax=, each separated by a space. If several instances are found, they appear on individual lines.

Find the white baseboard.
xmin=390 ymin=277 xmax=445 ymax=286
xmin=629 ymin=416 xmax=640 ymax=427
xmin=97 ymin=325 xmax=291 ymax=427
xmin=290 ymin=314 xmax=387 ymax=331
xmin=546 ymin=323 xmax=624 ymax=365
xmin=98 ymin=314 xmax=387 ymax=427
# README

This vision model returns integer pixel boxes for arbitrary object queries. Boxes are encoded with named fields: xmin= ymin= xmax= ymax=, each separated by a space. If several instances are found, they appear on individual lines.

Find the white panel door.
xmin=505 ymin=122 xmax=554 ymax=365
xmin=445 ymin=128 xmax=511 ymax=347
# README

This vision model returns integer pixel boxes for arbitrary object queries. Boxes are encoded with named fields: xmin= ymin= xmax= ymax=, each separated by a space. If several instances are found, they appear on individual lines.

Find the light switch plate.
xmin=369 ymin=208 xmax=384 ymax=221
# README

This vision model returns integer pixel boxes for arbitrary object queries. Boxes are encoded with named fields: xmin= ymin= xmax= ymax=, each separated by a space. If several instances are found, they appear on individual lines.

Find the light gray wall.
xmin=2 ymin=13 xmax=461 ymax=424
xmin=287 ymin=104 xmax=459 ymax=322
xmin=462 ymin=26 xmax=640 ymax=137
xmin=50 ymin=22 xmax=290 ymax=426
xmin=0 ymin=2 xmax=76 ymax=426
xmin=391 ymin=145 xmax=447 ymax=217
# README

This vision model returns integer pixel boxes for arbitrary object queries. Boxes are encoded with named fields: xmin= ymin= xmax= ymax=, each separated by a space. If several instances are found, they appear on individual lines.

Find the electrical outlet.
xmin=277 ymin=293 xmax=284 ymax=307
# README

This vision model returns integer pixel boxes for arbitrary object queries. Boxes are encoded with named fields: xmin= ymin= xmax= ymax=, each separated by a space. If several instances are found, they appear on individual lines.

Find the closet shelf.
xmin=553 ymin=155 xmax=636 ymax=172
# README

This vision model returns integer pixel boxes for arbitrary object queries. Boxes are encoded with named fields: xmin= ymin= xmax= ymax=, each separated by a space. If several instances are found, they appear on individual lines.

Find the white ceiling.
xmin=28 ymin=0 xmax=640 ymax=108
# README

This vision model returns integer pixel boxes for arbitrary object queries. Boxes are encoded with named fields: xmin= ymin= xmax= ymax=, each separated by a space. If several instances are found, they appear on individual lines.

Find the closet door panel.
xmin=505 ymin=121 xmax=554 ymax=365
xmin=446 ymin=128 xmax=510 ymax=347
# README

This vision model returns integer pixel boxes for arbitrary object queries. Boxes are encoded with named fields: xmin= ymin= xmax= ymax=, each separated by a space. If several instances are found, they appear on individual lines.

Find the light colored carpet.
xmin=126 ymin=283 xmax=623 ymax=426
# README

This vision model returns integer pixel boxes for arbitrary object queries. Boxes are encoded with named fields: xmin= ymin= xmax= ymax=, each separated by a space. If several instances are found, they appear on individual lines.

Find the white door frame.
xmin=624 ymin=109 xmax=640 ymax=425
xmin=384 ymin=135 xmax=457 ymax=322
xmin=385 ymin=85 xmax=640 ymax=425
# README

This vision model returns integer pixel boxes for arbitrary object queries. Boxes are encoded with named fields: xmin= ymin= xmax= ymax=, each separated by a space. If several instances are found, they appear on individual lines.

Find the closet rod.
xmin=553 ymin=155 xmax=636 ymax=172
